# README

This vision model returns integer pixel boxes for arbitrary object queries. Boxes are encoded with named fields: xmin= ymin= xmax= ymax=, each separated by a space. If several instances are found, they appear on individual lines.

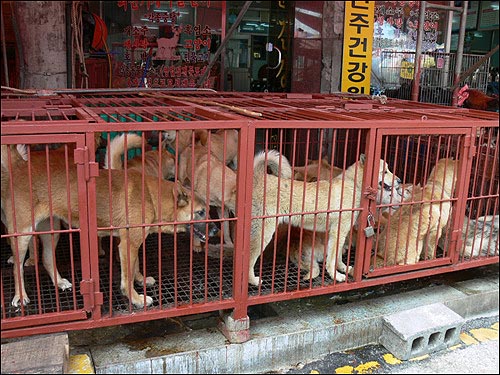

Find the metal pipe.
xmin=451 ymin=45 xmax=499 ymax=90
xmin=452 ymin=1 xmax=468 ymax=106
xmin=1 ymin=86 xmax=218 ymax=96
xmin=411 ymin=1 xmax=427 ymax=102
xmin=197 ymin=1 xmax=253 ymax=88
xmin=424 ymin=3 xmax=463 ymax=12
xmin=441 ymin=1 xmax=454 ymax=88
xmin=1 ymin=3 xmax=9 ymax=87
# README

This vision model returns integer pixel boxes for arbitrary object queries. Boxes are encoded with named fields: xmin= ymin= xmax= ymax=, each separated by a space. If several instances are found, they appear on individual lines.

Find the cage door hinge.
xmin=74 ymin=147 xmax=99 ymax=181
xmin=80 ymin=279 xmax=103 ymax=311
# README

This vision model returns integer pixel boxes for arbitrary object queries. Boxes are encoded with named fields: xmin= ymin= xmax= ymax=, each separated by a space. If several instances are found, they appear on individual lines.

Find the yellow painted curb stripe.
xmin=409 ymin=354 xmax=430 ymax=361
xmin=490 ymin=322 xmax=499 ymax=331
xmin=460 ymin=332 xmax=479 ymax=345
xmin=335 ymin=365 xmax=354 ymax=374
xmin=470 ymin=327 xmax=499 ymax=342
xmin=68 ymin=354 xmax=94 ymax=374
xmin=383 ymin=353 xmax=402 ymax=365
xmin=355 ymin=361 xmax=381 ymax=373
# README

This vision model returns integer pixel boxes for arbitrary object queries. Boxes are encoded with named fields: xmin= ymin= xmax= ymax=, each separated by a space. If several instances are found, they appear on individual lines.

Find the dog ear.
xmin=16 ymin=144 xmax=29 ymax=161
xmin=173 ymin=181 xmax=189 ymax=207
xmin=195 ymin=129 xmax=209 ymax=145
xmin=293 ymin=167 xmax=305 ymax=181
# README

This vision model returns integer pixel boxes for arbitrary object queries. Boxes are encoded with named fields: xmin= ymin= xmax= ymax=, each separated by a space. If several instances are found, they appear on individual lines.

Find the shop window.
xmin=99 ymin=1 xmax=223 ymax=89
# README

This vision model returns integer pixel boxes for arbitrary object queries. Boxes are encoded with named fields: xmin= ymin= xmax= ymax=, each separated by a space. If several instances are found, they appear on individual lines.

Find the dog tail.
xmin=1 ymin=144 xmax=28 ymax=172
xmin=104 ymin=133 xmax=143 ymax=169
xmin=253 ymin=149 xmax=292 ymax=180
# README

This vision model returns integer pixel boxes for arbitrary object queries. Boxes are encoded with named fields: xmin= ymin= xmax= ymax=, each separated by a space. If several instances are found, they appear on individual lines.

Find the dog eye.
xmin=196 ymin=209 xmax=206 ymax=217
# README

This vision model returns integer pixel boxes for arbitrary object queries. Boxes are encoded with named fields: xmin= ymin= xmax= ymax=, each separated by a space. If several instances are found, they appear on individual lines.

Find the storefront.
xmin=86 ymin=1 xmax=302 ymax=92
xmin=1 ymin=1 xmax=497 ymax=96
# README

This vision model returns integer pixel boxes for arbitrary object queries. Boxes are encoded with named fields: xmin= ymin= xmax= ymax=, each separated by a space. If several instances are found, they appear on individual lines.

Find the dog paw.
xmin=335 ymin=272 xmax=346 ymax=282
xmin=58 ymin=278 xmax=73 ymax=291
xmin=24 ymin=258 xmax=36 ymax=267
xmin=11 ymin=294 xmax=30 ymax=307
xmin=7 ymin=256 xmax=14 ymax=265
xmin=248 ymin=275 xmax=261 ymax=286
xmin=327 ymin=267 xmax=346 ymax=282
xmin=303 ymin=269 xmax=320 ymax=281
xmin=302 ymin=272 xmax=312 ymax=281
xmin=133 ymin=294 xmax=153 ymax=308
xmin=141 ymin=276 xmax=156 ymax=286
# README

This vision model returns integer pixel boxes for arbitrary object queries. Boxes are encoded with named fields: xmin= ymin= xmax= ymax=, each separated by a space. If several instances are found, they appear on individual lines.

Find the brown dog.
xmin=250 ymin=149 xmax=401 ymax=286
xmin=107 ymin=132 xmax=237 ymax=250
xmin=293 ymin=158 xmax=343 ymax=182
xmin=374 ymin=158 xmax=458 ymax=267
xmin=1 ymin=145 xmax=215 ymax=308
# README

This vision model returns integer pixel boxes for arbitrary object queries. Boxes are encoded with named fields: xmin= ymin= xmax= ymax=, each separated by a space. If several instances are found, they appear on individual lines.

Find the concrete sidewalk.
xmin=63 ymin=264 xmax=498 ymax=374
xmin=2 ymin=265 xmax=498 ymax=374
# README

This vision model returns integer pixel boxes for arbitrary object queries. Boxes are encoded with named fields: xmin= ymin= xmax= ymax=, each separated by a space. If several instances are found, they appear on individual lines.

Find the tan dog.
xmin=2 ymin=144 xmax=65 ymax=267
xmin=293 ymin=158 xmax=343 ymax=182
xmin=198 ymin=129 xmax=239 ymax=169
xmin=196 ymin=129 xmax=239 ymax=246
xmin=291 ymin=157 xmax=405 ymax=258
xmin=105 ymin=130 xmax=207 ymax=181
xmin=1 ymin=146 xmax=215 ymax=308
xmin=374 ymin=158 xmax=458 ymax=267
xmin=249 ymin=149 xmax=401 ymax=286
xmin=178 ymin=142 xmax=238 ymax=249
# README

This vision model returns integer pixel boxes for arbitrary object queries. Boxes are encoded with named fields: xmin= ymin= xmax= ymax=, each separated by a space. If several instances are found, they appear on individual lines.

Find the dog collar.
xmin=166 ymin=145 xmax=176 ymax=155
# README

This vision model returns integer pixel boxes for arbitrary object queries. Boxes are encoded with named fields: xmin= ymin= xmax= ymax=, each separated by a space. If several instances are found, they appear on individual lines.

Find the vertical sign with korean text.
xmin=341 ymin=1 xmax=374 ymax=94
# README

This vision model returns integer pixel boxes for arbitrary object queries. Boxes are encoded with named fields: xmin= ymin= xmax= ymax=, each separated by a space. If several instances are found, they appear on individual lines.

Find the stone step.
xmin=1 ymin=332 xmax=69 ymax=374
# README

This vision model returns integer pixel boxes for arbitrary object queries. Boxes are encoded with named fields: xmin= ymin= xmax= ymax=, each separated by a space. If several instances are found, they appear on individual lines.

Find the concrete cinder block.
xmin=379 ymin=302 xmax=465 ymax=360
xmin=218 ymin=311 xmax=250 ymax=344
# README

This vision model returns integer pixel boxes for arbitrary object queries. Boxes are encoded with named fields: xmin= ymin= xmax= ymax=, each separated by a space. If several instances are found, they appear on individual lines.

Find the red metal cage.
xmin=1 ymin=90 xmax=498 ymax=339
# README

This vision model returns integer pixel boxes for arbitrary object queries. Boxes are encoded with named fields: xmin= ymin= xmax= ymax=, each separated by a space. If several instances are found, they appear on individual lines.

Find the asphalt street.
xmin=271 ymin=314 xmax=499 ymax=374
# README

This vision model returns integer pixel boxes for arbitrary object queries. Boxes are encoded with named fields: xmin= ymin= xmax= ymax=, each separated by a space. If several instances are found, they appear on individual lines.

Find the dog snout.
xmin=208 ymin=223 xmax=219 ymax=238
xmin=191 ymin=221 xmax=219 ymax=243
xmin=379 ymin=181 xmax=392 ymax=191
xmin=146 ymin=131 xmax=161 ymax=147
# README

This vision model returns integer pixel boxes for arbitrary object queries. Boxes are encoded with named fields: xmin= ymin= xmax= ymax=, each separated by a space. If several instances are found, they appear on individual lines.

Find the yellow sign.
xmin=400 ymin=59 xmax=414 ymax=80
xmin=341 ymin=1 xmax=375 ymax=94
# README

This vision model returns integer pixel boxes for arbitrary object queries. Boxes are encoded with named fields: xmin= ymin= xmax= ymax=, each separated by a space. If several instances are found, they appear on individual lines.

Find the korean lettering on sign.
xmin=341 ymin=1 xmax=374 ymax=94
